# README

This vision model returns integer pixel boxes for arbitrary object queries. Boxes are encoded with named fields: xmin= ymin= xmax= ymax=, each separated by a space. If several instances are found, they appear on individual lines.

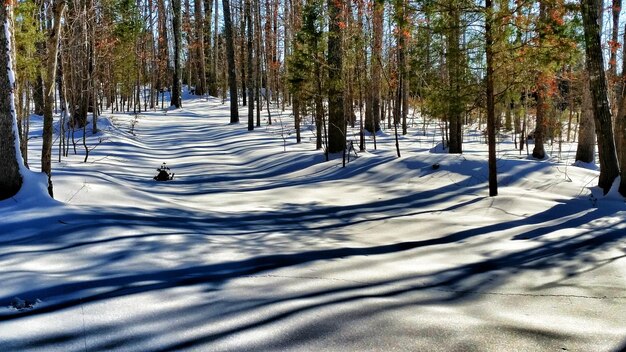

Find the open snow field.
xmin=1 ymin=94 xmax=626 ymax=351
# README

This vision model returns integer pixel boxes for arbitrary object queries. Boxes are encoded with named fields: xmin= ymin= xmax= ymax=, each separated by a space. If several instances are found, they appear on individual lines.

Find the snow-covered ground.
xmin=1 ymin=93 xmax=626 ymax=351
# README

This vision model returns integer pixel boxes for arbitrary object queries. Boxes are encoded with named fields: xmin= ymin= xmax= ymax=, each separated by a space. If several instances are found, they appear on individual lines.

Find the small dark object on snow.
xmin=154 ymin=162 xmax=175 ymax=181
xmin=10 ymin=297 xmax=40 ymax=310
xmin=432 ymin=163 xmax=440 ymax=170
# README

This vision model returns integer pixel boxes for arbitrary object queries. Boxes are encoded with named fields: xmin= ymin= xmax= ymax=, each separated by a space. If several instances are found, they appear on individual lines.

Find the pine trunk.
xmin=171 ymin=0 xmax=183 ymax=107
xmin=246 ymin=0 xmax=254 ymax=130
xmin=327 ymin=0 xmax=344 ymax=153
xmin=575 ymin=72 xmax=596 ymax=163
xmin=366 ymin=0 xmax=382 ymax=133
xmin=223 ymin=0 xmax=239 ymax=122
xmin=195 ymin=0 xmax=207 ymax=96
xmin=581 ymin=0 xmax=620 ymax=194
xmin=486 ymin=0 xmax=497 ymax=196
xmin=41 ymin=0 xmax=66 ymax=197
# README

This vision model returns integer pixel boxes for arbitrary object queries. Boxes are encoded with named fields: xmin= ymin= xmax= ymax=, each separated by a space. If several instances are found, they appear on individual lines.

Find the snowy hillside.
xmin=1 ymin=95 xmax=625 ymax=351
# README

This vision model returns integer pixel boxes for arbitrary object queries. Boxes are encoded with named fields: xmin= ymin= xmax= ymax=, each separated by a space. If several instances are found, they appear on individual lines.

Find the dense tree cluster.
xmin=2 ymin=0 xmax=626 ymax=199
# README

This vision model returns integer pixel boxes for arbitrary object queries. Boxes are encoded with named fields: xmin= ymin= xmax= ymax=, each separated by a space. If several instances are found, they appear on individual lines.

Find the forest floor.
xmin=1 ymin=92 xmax=626 ymax=351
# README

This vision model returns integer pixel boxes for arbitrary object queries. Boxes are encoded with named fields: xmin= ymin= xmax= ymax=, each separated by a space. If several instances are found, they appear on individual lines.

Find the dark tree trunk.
xmin=195 ymin=0 xmax=207 ymax=96
xmin=41 ymin=0 xmax=66 ymax=198
xmin=246 ymin=0 xmax=254 ymax=130
xmin=327 ymin=0 xmax=344 ymax=153
xmin=366 ymin=0 xmax=382 ymax=133
xmin=575 ymin=72 xmax=596 ymax=163
xmin=532 ymin=72 xmax=547 ymax=159
xmin=223 ymin=0 xmax=239 ymax=123
xmin=582 ymin=0 xmax=620 ymax=194
xmin=171 ymin=0 xmax=183 ymax=108
xmin=447 ymin=4 xmax=462 ymax=153
xmin=616 ymin=24 xmax=626 ymax=195
xmin=33 ymin=75 xmax=44 ymax=115
xmin=486 ymin=0 xmax=497 ymax=196
xmin=532 ymin=2 xmax=547 ymax=160
xmin=203 ymin=0 xmax=216 ymax=96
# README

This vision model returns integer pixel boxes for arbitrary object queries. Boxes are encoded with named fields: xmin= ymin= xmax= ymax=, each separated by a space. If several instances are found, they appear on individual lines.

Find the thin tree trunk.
xmin=366 ymin=0 xmax=382 ymax=133
xmin=576 ymin=72 xmax=596 ymax=163
xmin=195 ymin=0 xmax=207 ymax=95
xmin=486 ymin=0 xmax=497 ymax=196
xmin=171 ymin=0 xmax=183 ymax=107
xmin=246 ymin=0 xmax=254 ymax=130
xmin=615 ymin=24 xmax=626 ymax=195
xmin=41 ymin=0 xmax=66 ymax=198
xmin=223 ymin=0 xmax=239 ymax=123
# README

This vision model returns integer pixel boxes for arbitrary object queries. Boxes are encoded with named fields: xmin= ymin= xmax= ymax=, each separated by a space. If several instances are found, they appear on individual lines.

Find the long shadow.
xmin=0 ymin=196 xmax=620 ymax=323
xmin=1 ymin=199 xmax=624 ymax=351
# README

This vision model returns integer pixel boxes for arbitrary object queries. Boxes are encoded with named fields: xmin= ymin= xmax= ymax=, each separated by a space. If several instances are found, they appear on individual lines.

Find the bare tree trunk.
xmin=615 ymin=24 xmax=626 ymax=195
xmin=532 ymin=2 xmax=547 ymax=160
xmin=366 ymin=0 xmax=382 ymax=133
xmin=575 ymin=72 xmax=596 ymax=163
xmin=327 ymin=0 xmax=344 ymax=153
xmin=195 ymin=0 xmax=207 ymax=95
xmin=239 ymin=0 xmax=247 ymax=106
xmin=0 ymin=3 xmax=22 ymax=200
xmin=246 ymin=0 xmax=254 ymax=130
xmin=223 ymin=0 xmax=239 ymax=122
xmin=41 ymin=0 xmax=66 ymax=198
xmin=203 ymin=0 xmax=215 ymax=95
xmin=486 ymin=0 xmax=497 ymax=196
xmin=532 ymin=72 xmax=547 ymax=159
xmin=255 ymin=0 xmax=261 ymax=127
xmin=171 ymin=0 xmax=183 ymax=107
xmin=582 ymin=0 xmax=620 ymax=194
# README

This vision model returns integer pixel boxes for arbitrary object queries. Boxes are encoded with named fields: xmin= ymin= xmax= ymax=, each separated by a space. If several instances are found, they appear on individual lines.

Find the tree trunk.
xmin=532 ymin=72 xmax=547 ymax=159
xmin=581 ymin=0 xmax=620 ymax=194
xmin=366 ymin=0 xmax=382 ymax=133
xmin=195 ymin=0 xmax=207 ymax=96
xmin=203 ymin=0 xmax=215 ymax=95
xmin=41 ymin=0 xmax=66 ymax=198
xmin=486 ymin=0 xmax=497 ymax=196
xmin=223 ymin=0 xmax=239 ymax=123
xmin=0 ymin=4 xmax=22 ymax=200
xmin=239 ymin=0 xmax=247 ymax=106
xmin=575 ymin=72 xmax=596 ymax=163
xmin=327 ymin=0 xmax=344 ymax=153
xmin=171 ymin=0 xmax=183 ymax=108
xmin=246 ymin=0 xmax=254 ymax=130
xmin=615 ymin=24 xmax=626 ymax=195
xmin=447 ymin=4 xmax=462 ymax=153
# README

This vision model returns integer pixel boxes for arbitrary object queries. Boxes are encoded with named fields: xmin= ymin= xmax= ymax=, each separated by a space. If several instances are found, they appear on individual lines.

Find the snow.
xmin=1 ymin=94 xmax=626 ymax=351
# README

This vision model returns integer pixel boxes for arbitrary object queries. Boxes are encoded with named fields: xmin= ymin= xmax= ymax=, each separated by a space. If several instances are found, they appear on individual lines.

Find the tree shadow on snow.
xmin=0 ymin=191 xmax=624 ymax=350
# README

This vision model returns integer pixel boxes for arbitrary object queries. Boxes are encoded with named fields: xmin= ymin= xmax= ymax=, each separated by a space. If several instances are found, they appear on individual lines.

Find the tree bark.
xmin=223 ymin=0 xmax=239 ymax=123
xmin=616 ymin=24 xmax=626 ymax=195
xmin=366 ymin=0 xmax=382 ymax=133
xmin=327 ymin=0 xmax=344 ymax=153
xmin=581 ymin=0 xmax=620 ymax=194
xmin=0 ymin=4 xmax=22 ymax=200
xmin=171 ymin=0 xmax=183 ymax=108
xmin=486 ymin=0 xmax=497 ymax=196
xmin=246 ymin=0 xmax=254 ymax=130
xmin=575 ymin=72 xmax=596 ymax=163
xmin=41 ymin=0 xmax=66 ymax=198
xmin=447 ymin=3 xmax=462 ymax=153
xmin=195 ymin=0 xmax=207 ymax=96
